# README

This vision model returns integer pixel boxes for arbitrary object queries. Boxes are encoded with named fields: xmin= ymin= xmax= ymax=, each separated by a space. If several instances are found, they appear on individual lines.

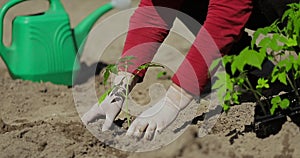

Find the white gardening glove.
xmin=126 ymin=83 xmax=193 ymax=140
xmin=82 ymin=71 xmax=136 ymax=131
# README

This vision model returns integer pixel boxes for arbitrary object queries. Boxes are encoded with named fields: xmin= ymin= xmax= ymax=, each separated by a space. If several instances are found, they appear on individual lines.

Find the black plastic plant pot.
xmin=289 ymin=109 xmax=300 ymax=126
xmin=254 ymin=90 xmax=300 ymax=138
xmin=254 ymin=100 xmax=287 ymax=138
xmin=254 ymin=113 xmax=287 ymax=138
xmin=279 ymin=91 xmax=300 ymax=126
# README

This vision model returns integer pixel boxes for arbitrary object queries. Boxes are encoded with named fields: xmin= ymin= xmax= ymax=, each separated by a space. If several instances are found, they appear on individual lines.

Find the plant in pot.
xmin=211 ymin=2 xmax=300 ymax=138
xmin=252 ymin=2 xmax=300 ymax=129
xmin=210 ymin=46 xmax=287 ymax=138
xmin=211 ymin=47 xmax=267 ymax=113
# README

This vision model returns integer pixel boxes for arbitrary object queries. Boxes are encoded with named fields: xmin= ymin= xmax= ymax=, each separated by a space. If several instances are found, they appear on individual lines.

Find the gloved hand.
xmin=126 ymin=83 xmax=193 ymax=140
xmin=82 ymin=71 xmax=138 ymax=131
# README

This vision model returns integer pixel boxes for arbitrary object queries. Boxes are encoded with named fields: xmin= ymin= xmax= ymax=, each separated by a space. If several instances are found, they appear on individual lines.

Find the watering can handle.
xmin=0 ymin=0 xmax=63 ymax=51
xmin=0 ymin=0 xmax=24 ymax=54
xmin=0 ymin=0 xmax=62 ymax=56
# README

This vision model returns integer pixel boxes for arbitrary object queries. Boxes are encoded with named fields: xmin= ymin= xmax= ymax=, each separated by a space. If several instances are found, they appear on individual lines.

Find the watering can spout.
xmin=73 ymin=3 xmax=114 ymax=51
xmin=73 ymin=0 xmax=132 ymax=52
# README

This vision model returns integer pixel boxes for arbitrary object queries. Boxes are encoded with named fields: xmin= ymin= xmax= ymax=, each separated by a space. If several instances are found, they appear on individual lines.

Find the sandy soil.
xmin=1 ymin=0 xmax=300 ymax=158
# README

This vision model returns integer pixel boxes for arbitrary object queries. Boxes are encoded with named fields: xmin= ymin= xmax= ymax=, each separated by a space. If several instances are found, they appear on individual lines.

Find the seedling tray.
xmin=254 ymin=106 xmax=287 ymax=138
xmin=254 ymin=91 xmax=300 ymax=138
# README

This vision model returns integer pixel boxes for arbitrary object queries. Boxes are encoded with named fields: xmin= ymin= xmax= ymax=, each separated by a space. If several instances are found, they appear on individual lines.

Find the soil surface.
xmin=1 ymin=0 xmax=300 ymax=158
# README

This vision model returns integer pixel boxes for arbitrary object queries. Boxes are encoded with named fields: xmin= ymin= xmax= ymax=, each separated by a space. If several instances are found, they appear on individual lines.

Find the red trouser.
xmin=121 ymin=0 xmax=253 ymax=96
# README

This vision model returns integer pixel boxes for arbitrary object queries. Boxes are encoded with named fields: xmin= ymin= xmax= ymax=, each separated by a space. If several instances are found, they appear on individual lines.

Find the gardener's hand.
xmin=82 ymin=72 xmax=137 ymax=131
xmin=126 ymin=84 xmax=193 ymax=140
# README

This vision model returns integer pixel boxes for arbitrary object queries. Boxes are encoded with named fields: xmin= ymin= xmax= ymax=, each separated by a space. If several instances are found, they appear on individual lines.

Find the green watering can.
xmin=0 ymin=0 xmax=130 ymax=85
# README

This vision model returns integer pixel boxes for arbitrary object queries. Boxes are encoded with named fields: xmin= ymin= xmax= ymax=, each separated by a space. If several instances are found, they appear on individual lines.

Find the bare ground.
xmin=1 ymin=0 xmax=300 ymax=157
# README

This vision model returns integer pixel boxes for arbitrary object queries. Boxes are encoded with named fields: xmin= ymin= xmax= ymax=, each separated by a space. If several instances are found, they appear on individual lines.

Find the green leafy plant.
xmin=211 ymin=2 xmax=300 ymax=115
xmin=211 ymin=48 xmax=269 ymax=114
xmin=271 ymin=55 xmax=300 ymax=97
xmin=270 ymin=96 xmax=290 ymax=115
xmin=253 ymin=2 xmax=300 ymax=114
xmin=99 ymin=56 xmax=165 ymax=127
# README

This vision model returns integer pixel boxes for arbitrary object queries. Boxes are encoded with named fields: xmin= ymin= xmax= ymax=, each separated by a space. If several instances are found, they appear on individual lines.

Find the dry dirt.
xmin=1 ymin=0 xmax=300 ymax=158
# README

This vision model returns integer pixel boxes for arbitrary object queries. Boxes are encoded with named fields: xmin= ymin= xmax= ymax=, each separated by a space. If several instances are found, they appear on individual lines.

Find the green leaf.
xmin=270 ymin=106 xmax=277 ymax=115
xmin=270 ymin=96 xmax=290 ymax=113
xmin=216 ymin=85 xmax=226 ymax=103
xmin=137 ymin=63 xmax=164 ymax=71
xmin=103 ymin=69 xmax=111 ymax=85
xmin=271 ymin=96 xmax=281 ymax=105
xmin=214 ymin=73 xmax=233 ymax=105
xmin=237 ymin=78 xmax=245 ymax=86
xmin=271 ymin=68 xmax=279 ymax=83
xmin=295 ymin=71 xmax=300 ymax=79
xmin=279 ymin=99 xmax=290 ymax=109
xmin=138 ymin=65 xmax=147 ymax=70
xmin=258 ymin=36 xmax=272 ymax=49
xmin=126 ymin=62 xmax=134 ymax=65
xmin=223 ymin=103 xmax=230 ymax=113
xmin=103 ymin=64 xmax=118 ymax=85
xmin=270 ymin=34 xmax=284 ymax=51
xmin=231 ymin=57 xmax=244 ymax=74
xmin=212 ymin=79 xmax=224 ymax=90
xmin=209 ymin=58 xmax=221 ymax=72
xmin=110 ymin=64 xmax=118 ymax=74
xmin=256 ymin=78 xmax=270 ymax=89
xmin=212 ymin=73 xmax=227 ymax=90
xmin=231 ymin=48 xmax=258 ymax=74
xmin=282 ymin=8 xmax=293 ymax=22
xmin=226 ymin=78 xmax=234 ymax=91
xmin=278 ymin=73 xmax=287 ymax=85
xmin=291 ymin=56 xmax=299 ymax=71
xmin=157 ymin=71 xmax=167 ymax=79
xmin=222 ymin=55 xmax=234 ymax=67
xmin=230 ymin=62 xmax=238 ymax=75
xmin=224 ymin=92 xmax=231 ymax=101
xmin=276 ymin=34 xmax=289 ymax=44
xmin=98 ymin=88 xmax=112 ymax=104
xmin=270 ymin=96 xmax=281 ymax=115
xmin=232 ymin=92 xmax=240 ymax=104
xmin=239 ymin=47 xmax=265 ymax=70
xmin=147 ymin=63 xmax=165 ymax=68
xmin=286 ymin=37 xmax=298 ymax=47
xmin=286 ymin=59 xmax=293 ymax=72
xmin=252 ymin=27 xmax=271 ymax=48
xmin=119 ymin=56 xmax=136 ymax=63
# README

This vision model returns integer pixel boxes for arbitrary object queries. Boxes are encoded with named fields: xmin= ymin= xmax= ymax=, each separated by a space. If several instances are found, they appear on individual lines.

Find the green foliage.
xmin=209 ymin=58 xmax=222 ymax=72
xmin=117 ymin=56 xmax=136 ymax=70
xmin=282 ymin=3 xmax=300 ymax=40
xmin=157 ymin=71 xmax=167 ymax=79
xmin=270 ymin=96 xmax=290 ymax=115
xmin=211 ymin=2 xmax=300 ymax=114
xmin=137 ymin=62 xmax=164 ymax=71
xmin=103 ymin=64 xmax=118 ymax=85
xmin=256 ymin=78 xmax=270 ymax=89
xmin=230 ymin=47 xmax=265 ymax=74
xmin=100 ymin=56 xmax=138 ymax=127
xmin=212 ymin=72 xmax=241 ymax=112
xmin=99 ymin=56 xmax=166 ymax=127
xmin=98 ymin=88 xmax=112 ymax=104
xmin=212 ymin=50 xmax=268 ymax=112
